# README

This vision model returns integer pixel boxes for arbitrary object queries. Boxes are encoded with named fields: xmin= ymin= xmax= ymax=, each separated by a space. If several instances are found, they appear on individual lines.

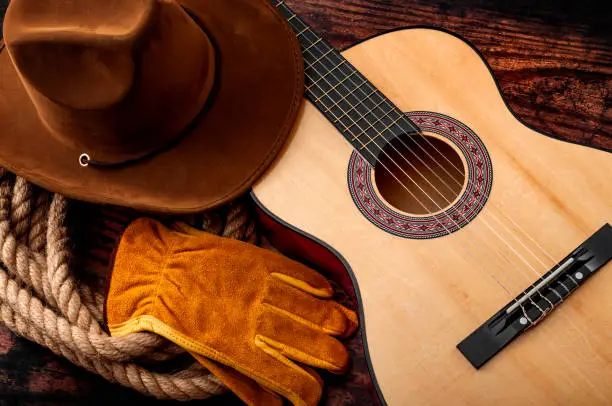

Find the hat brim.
xmin=0 ymin=0 xmax=304 ymax=213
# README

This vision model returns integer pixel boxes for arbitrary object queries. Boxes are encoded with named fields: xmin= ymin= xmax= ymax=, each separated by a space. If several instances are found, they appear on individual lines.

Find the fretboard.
xmin=273 ymin=0 xmax=420 ymax=165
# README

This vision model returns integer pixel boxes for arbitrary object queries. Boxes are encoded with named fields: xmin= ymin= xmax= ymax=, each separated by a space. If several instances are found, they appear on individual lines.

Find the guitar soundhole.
xmin=348 ymin=111 xmax=493 ymax=239
xmin=374 ymin=135 xmax=466 ymax=216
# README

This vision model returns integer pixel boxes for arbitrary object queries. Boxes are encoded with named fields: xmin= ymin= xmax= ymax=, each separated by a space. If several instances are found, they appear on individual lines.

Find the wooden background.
xmin=0 ymin=0 xmax=610 ymax=404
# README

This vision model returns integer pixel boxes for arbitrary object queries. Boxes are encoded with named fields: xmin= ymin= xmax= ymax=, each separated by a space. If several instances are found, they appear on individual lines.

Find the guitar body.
xmin=252 ymin=28 xmax=612 ymax=405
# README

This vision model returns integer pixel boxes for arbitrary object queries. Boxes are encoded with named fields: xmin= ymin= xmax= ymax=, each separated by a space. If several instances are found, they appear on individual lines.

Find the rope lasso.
xmin=0 ymin=168 xmax=258 ymax=400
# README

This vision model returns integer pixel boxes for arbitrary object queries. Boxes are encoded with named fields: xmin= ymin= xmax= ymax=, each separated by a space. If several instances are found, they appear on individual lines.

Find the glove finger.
xmin=264 ymin=276 xmax=358 ymax=338
xmin=269 ymin=260 xmax=334 ymax=299
xmin=257 ymin=308 xmax=352 ymax=374
xmin=192 ymin=353 xmax=283 ymax=406
xmin=194 ymin=332 xmax=324 ymax=406
xmin=251 ymin=345 xmax=324 ymax=406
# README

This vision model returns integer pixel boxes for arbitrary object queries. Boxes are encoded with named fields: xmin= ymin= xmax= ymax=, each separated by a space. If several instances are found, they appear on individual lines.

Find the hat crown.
xmin=3 ymin=0 xmax=216 ymax=163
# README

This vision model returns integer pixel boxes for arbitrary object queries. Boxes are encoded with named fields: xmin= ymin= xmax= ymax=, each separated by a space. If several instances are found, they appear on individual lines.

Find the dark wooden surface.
xmin=1 ymin=0 xmax=611 ymax=404
xmin=292 ymin=0 xmax=612 ymax=150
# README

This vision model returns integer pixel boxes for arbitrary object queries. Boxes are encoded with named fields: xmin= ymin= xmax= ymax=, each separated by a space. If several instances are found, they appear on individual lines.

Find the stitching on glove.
xmin=270 ymin=272 xmax=333 ymax=298
xmin=256 ymin=334 xmax=345 ymax=372
xmin=261 ymin=302 xmax=344 ymax=336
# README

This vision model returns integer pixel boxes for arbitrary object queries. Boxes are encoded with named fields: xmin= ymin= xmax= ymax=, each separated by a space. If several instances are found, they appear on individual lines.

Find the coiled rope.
xmin=0 ymin=168 xmax=257 ymax=400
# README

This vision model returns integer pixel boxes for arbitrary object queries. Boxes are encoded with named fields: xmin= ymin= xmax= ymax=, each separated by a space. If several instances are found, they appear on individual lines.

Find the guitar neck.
xmin=273 ymin=0 xmax=419 ymax=166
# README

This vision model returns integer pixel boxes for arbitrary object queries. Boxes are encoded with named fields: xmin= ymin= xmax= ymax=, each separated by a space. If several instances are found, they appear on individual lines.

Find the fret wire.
xmin=330 ymin=64 xmax=408 ymax=143
xmin=313 ymin=71 xmax=358 ymax=103
xmin=322 ymin=82 xmax=377 ymax=114
xmin=305 ymin=60 xmax=347 ymax=91
xmin=300 ymin=31 xmax=405 ymax=145
xmin=305 ymin=52 xmax=398 ymax=145
xmin=273 ymin=1 xmax=388 ymax=148
xmin=323 ymin=72 xmax=511 ymax=299
xmin=304 ymin=49 xmax=335 ymax=70
xmin=315 ymin=65 xmax=410 ymax=146
xmin=274 ymin=0 xmax=378 ymax=151
xmin=276 ymin=1 xmax=564 ymax=311
xmin=304 ymin=69 xmax=452 ymax=219
xmin=290 ymin=21 xmax=486 ymax=247
xmin=289 ymin=24 xmax=387 ymax=151
xmin=288 ymin=20 xmax=308 ymax=35
xmin=302 ymin=39 xmax=333 ymax=65
xmin=296 ymin=26 xmax=311 ymax=37
xmin=282 ymin=13 xmax=372 ymax=123
xmin=299 ymin=29 xmax=423 ymax=145
xmin=313 ymin=76 xmax=366 ymax=107
xmin=358 ymin=114 xmax=404 ymax=147
xmin=305 ymin=66 xmax=478 ymax=236
xmin=303 ymin=71 xmax=382 ymax=164
xmin=303 ymin=38 xmax=323 ymax=52
xmin=338 ymin=100 xmax=399 ymax=133
xmin=332 ymin=89 xmax=379 ymax=119
xmin=328 ymin=56 xmax=472 ymax=188
xmin=304 ymin=70 xmax=425 ymax=200
xmin=293 ymin=21 xmax=407 ymax=141
xmin=302 ymin=47 xmax=389 ymax=140
xmin=276 ymin=0 xmax=419 ymax=147
xmin=304 ymin=70 xmax=385 ymax=153
xmin=305 ymin=80 xmax=542 ymax=311
xmin=340 ymin=70 xmax=420 ymax=140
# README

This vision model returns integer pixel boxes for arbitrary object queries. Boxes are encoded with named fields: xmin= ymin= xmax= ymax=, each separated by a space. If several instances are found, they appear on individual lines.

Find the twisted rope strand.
xmin=0 ymin=176 xmax=59 ymax=310
xmin=0 ymin=171 xmax=256 ymax=399
xmin=0 ymin=300 xmax=226 ymax=400
xmin=28 ymin=189 xmax=49 ymax=253
xmin=10 ymin=177 xmax=32 ymax=244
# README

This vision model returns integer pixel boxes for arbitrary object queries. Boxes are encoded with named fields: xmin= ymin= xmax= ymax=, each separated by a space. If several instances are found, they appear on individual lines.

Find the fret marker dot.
xmin=575 ymin=272 xmax=584 ymax=280
xmin=519 ymin=317 xmax=528 ymax=326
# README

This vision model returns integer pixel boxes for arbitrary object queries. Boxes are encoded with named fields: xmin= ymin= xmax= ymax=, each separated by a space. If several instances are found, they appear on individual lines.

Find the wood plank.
xmin=0 ymin=0 xmax=610 ymax=404
xmin=288 ymin=0 xmax=612 ymax=150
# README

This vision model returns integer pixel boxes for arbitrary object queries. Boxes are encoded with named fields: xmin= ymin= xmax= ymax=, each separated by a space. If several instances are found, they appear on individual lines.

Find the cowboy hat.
xmin=0 ymin=0 xmax=304 ymax=213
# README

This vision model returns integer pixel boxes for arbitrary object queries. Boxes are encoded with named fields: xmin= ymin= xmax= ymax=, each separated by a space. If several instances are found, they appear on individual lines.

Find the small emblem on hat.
xmin=79 ymin=154 xmax=91 ymax=168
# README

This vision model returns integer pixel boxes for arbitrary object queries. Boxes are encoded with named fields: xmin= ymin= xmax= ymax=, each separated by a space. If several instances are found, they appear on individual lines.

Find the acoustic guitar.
xmin=253 ymin=2 xmax=612 ymax=405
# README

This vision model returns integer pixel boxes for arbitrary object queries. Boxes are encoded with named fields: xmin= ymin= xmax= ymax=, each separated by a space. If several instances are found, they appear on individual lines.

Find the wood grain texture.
xmin=252 ymin=27 xmax=612 ymax=405
xmin=288 ymin=0 xmax=612 ymax=150
xmin=0 ymin=0 xmax=610 ymax=404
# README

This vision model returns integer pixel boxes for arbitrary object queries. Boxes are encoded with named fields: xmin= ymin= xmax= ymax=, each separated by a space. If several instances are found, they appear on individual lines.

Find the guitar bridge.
xmin=457 ymin=224 xmax=612 ymax=369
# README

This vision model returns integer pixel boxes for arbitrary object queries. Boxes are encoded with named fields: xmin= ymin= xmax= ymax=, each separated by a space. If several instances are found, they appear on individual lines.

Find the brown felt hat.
xmin=0 ymin=0 xmax=303 ymax=213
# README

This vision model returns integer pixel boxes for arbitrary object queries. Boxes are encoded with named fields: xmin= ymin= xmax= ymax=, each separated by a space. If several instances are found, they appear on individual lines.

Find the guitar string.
xmin=274 ymin=11 xmax=548 ymax=312
xmin=289 ymin=15 xmax=606 ymax=357
xmin=305 ymin=78 xmax=532 ymax=306
xmin=293 ymin=23 xmax=556 ymax=308
xmin=296 ymin=25 xmax=604 ymax=350
xmin=302 ymin=71 xmax=549 ymax=316
xmin=291 ymin=22 xmax=606 ymax=366
xmin=306 ymin=53 xmax=559 ymax=274
xmin=375 ymin=120 xmax=607 ymax=371
xmin=280 ymin=6 xmax=611 ymax=393
xmin=273 ymin=1 xmax=607 ymax=390
xmin=289 ymin=11 xmax=560 ymax=273
xmin=296 ymin=21 xmax=559 ymax=282
xmin=301 ymin=74 xmax=609 ymax=405
xmin=273 ymin=2 xmax=608 ymax=393
xmin=272 ymin=2 xmax=550 ymax=311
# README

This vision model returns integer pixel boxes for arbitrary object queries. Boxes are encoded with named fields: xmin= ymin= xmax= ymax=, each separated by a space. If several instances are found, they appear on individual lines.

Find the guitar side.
xmin=252 ymin=27 xmax=612 ymax=406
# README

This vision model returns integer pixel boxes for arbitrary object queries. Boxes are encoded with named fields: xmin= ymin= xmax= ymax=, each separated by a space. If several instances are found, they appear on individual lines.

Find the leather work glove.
xmin=105 ymin=218 xmax=358 ymax=406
